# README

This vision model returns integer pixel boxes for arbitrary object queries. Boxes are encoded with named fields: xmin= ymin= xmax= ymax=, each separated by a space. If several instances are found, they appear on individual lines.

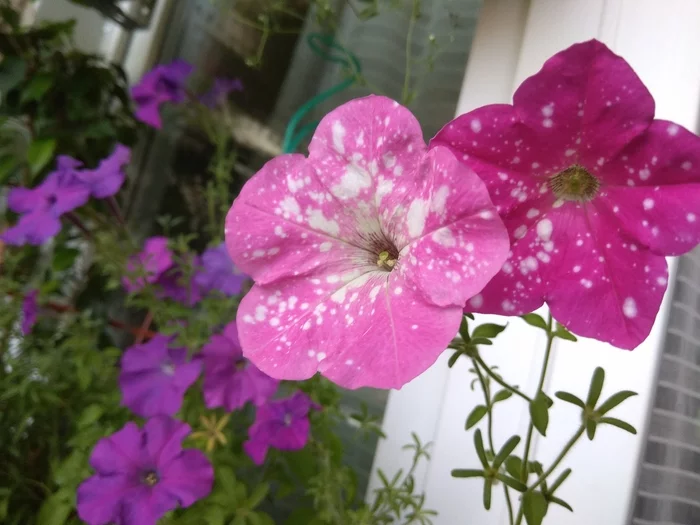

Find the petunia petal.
xmin=243 ymin=439 xmax=269 ymax=465
xmin=158 ymin=449 xmax=214 ymax=507
xmin=120 ymin=485 xmax=178 ymax=525
xmin=236 ymin=267 xmax=463 ymax=389
xmin=89 ymin=422 xmax=143 ymax=474
xmin=144 ymin=415 xmax=191 ymax=469
xmin=76 ymin=474 xmax=136 ymax=525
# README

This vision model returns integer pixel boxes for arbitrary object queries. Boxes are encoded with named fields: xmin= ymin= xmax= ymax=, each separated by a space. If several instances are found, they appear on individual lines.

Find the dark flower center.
xmin=549 ymin=164 xmax=600 ymax=202
xmin=235 ymin=359 xmax=247 ymax=371
xmin=366 ymin=234 xmax=399 ymax=272
xmin=47 ymin=195 xmax=58 ymax=207
xmin=141 ymin=470 xmax=159 ymax=487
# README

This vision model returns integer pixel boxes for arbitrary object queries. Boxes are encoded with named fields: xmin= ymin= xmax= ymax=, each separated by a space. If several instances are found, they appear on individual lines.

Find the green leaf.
xmin=451 ymin=469 xmax=485 ymax=479
xmin=36 ymin=490 xmax=72 ymax=525
xmin=465 ymin=405 xmax=488 ymax=430
xmin=473 ymin=429 xmax=489 ymax=469
xmin=53 ymin=247 xmax=80 ymax=272
xmin=493 ymin=436 xmax=521 ymax=469
xmin=586 ymin=367 xmax=605 ymax=407
xmin=492 ymin=389 xmax=513 ymax=403
xmin=549 ymin=496 xmax=573 ymax=512
xmin=0 ymin=57 xmax=27 ymax=95
xmin=0 ymin=155 xmax=19 ymax=184
xmin=599 ymin=417 xmax=637 ymax=434
xmin=470 ymin=337 xmax=493 ymax=346
xmin=482 ymin=478 xmax=493 ymax=510
xmin=554 ymin=324 xmax=578 ymax=341
xmin=547 ymin=468 xmax=571 ymax=495
xmin=521 ymin=313 xmax=547 ymax=330
xmin=0 ymin=7 xmax=20 ymax=29
xmin=495 ymin=473 xmax=527 ymax=492
xmin=20 ymin=74 xmax=53 ymax=104
xmin=597 ymin=390 xmax=638 ymax=415
xmin=464 ymin=312 xmax=475 ymax=320
xmin=459 ymin=316 xmax=470 ymax=342
xmin=472 ymin=323 xmax=507 ymax=340
xmin=504 ymin=456 xmax=522 ymax=480
xmin=247 ymin=482 xmax=269 ymax=509
xmin=77 ymin=404 xmax=103 ymax=428
xmin=523 ymin=491 xmax=548 ymax=525
xmin=586 ymin=419 xmax=597 ymax=441
xmin=529 ymin=394 xmax=549 ymax=436
xmin=555 ymin=391 xmax=585 ymax=409
xmin=200 ymin=505 xmax=226 ymax=525
xmin=448 ymin=350 xmax=463 ymax=368
xmin=27 ymin=138 xmax=56 ymax=176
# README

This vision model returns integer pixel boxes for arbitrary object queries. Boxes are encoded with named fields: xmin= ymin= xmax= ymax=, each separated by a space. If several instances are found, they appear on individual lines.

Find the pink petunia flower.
xmin=432 ymin=40 xmax=700 ymax=349
xmin=119 ymin=335 xmax=201 ymax=417
xmin=123 ymin=236 xmax=174 ymax=292
xmin=77 ymin=416 xmax=213 ymax=525
xmin=225 ymin=95 xmax=509 ymax=389
xmin=243 ymin=391 xmax=316 ymax=465
xmin=201 ymin=321 xmax=278 ymax=411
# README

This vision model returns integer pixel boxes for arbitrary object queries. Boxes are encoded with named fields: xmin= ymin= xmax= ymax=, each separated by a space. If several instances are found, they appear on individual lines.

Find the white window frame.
xmin=369 ymin=1 xmax=700 ymax=524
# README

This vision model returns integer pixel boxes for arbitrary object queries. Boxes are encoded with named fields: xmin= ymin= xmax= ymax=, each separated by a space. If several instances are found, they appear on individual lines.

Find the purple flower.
xmin=76 ymin=144 xmax=131 ymax=198
xmin=132 ymin=60 xmax=193 ymax=129
xmin=200 ymin=77 xmax=243 ymax=108
xmin=156 ymin=263 xmax=203 ymax=307
xmin=77 ymin=416 xmax=213 ymax=525
xmin=123 ymin=237 xmax=174 ymax=292
xmin=21 ymin=289 xmax=38 ymax=335
xmin=243 ymin=391 xmax=316 ymax=465
xmin=201 ymin=321 xmax=278 ymax=412
xmin=1 ymin=169 xmax=90 ymax=246
xmin=194 ymin=243 xmax=247 ymax=296
xmin=119 ymin=335 xmax=201 ymax=417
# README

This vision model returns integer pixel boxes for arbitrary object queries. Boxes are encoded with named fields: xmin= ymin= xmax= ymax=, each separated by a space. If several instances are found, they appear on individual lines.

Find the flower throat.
xmin=549 ymin=164 xmax=600 ymax=202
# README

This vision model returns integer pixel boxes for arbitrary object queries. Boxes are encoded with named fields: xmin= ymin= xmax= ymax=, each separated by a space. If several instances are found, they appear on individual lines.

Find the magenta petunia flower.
xmin=2 ymin=168 xmax=90 ymax=246
xmin=132 ymin=60 xmax=193 ymax=129
xmin=243 ymin=391 xmax=316 ymax=465
xmin=123 ymin=237 xmax=174 ymax=292
xmin=77 ymin=416 xmax=213 ymax=525
xmin=76 ymin=144 xmax=131 ymax=198
xmin=200 ymin=77 xmax=243 ymax=109
xmin=201 ymin=321 xmax=278 ymax=411
xmin=21 ymin=289 xmax=38 ymax=335
xmin=432 ymin=40 xmax=700 ymax=349
xmin=225 ymin=95 xmax=509 ymax=389
xmin=119 ymin=335 xmax=201 ymax=417
xmin=194 ymin=243 xmax=247 ymax=296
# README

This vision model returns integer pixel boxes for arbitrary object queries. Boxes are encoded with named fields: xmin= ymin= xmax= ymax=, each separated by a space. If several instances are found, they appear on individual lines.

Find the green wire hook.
xmin=281 ymin=33 xmax=362 ymax=154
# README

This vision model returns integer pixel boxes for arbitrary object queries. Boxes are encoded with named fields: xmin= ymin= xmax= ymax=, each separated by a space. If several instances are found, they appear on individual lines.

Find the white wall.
xmin=370 ymin=1 xmax=700 ymax=524
xmin=35 ymin=0 xmax=107 ymax=53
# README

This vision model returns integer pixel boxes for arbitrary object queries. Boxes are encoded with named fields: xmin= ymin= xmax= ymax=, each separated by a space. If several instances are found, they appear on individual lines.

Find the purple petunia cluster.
xmin=2 ymin=145 xmax=130 ymax=246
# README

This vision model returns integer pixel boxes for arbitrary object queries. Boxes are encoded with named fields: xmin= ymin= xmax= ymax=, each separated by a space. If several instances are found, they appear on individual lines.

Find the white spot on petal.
xmin=623 ymin=297 xmax=637 ymax=318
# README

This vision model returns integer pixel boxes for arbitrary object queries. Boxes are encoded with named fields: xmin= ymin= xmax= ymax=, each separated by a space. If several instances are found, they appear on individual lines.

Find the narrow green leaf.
xmin=586 ymin=367 xmax=605 ymax=407
xmin=53 ymin=247 xmax=80 ymax=272
xmin=459 ymin=317 xmax=470 ymax=342
xmin=547 ymin=468 xmax=571 ymax=495
xmin=27 ymin=138 xmax=56 ymax=176
xmin=554 ymin=323 xmax=578 ymax=341
xmin=473 ymin=429 xmax=489 ymax=469
xmin=247 ymin=482 xmax=269 ymax=508
xmin=542 ymin=391 xmax=554 ymax=408
xmin=523 ymin=491 xmax=548 ymax=525
xmin=0 ymin=155 xmax=19 ymax=184
xmin=77 ymin=404 xmax=103 ymax=428
xmin=504 ymin=456 xmax=522 ymax=480
xmin=20 ymin=74 xmax=53 ymax=104
xmin=482 ymin=478 xmax=493 ymax=510
xmin=493 ymin=436 xmax=521 ymax=469
xmin=599 ymin=417 xmax=637 ymax=434
xmin=549 ymin=496 xmax=574 ymax=512
xmin=495 ymin=473 xmax=527 ymax=492
xmin=0 ymin=57 xmax=27 ymax=94
xmin=555 ymin=391 xmax=585 ymax=409
xmin=448 ymin=350 xmax=462 ymax=368
xmin=465 ymin=313 xmax=475 ymax=320
xmin=586 ymin=419 xmax=597 ymax=441
xmin=36 ymin=490 xmax=72 ymax=525
xmin=451 ymin=469 xmax=485 ymax=479
xmin=529 ymin=394 xmax=549 ymax=436
xmin=597 ymin=390 xmax=638 ymax=415
xmin=472 ymin=323 xmax=507 ymax=340
xmin=465 ymin=405 xmax=488 ymax=430
xmin=521 ymin=313 xmax=547 ymax=329
xmin=492 ymin=389 xmax=513 ymax=403
xmin=470 ymin=337 xmax=493 ymax=346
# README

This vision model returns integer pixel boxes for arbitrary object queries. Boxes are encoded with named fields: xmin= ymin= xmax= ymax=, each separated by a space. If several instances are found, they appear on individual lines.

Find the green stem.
xmin=474 ymin=354 xmax=533 ymax=403
xmin=401 ymin=0 xmax=420 ymax=104
xmin=514 ymin=425 xmax=585 ymax=525
xmin=504 ymin=483 xmax=515 ymax=525
xmin=520 ymin=314 xmax=554 ymax=483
